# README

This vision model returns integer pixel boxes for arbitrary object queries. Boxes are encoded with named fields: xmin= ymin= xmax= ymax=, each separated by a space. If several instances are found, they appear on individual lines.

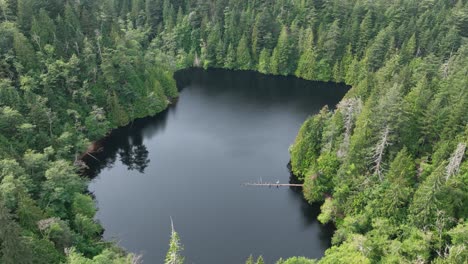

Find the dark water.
xmin=86 ymin=69 xmax=348 ymax=264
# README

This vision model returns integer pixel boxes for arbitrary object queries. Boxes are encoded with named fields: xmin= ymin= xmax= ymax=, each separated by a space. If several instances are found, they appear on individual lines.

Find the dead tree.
xmin=337 ymin=98 xmax=362 ymax=158
xmin=193 ymin=52 xmax=201 ymax=67
xmin=445 ymin=143 xmax=466 ymax=181
xmin=372 ymin=125 xmax=391 ymax=181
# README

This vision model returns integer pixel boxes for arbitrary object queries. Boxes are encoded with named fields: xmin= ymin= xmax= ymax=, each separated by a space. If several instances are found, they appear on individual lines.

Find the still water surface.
xmin=86 ymin=69 xmax=348 ymax=263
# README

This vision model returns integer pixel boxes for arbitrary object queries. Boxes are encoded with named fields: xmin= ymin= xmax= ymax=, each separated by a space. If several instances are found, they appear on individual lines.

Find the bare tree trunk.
xmin=445 ymin=143 xmax=466 ymax=181
xmin=337 ymin=98 xmax=362 ymax=158
xmin=32 ymin=34 xmax=41 ymax=50
xmin=193 ymin=52 xmax=201 ymax=67
xmin=372 ymin=125 xmax=391 ymax=181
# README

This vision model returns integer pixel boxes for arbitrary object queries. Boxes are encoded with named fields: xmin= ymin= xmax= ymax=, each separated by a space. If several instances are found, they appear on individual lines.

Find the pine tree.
xmin=258 ymin=48 xmax=270 ymax=74
xmin=295 ymin=28 xmax=316 ymax=80
xmin=205 ymin=25 xmax=221 ymax=68
xmin=0 ymin=0 xmax=13 ymax=22
xmin=146 ymin=0 xmax=163 ymax=36
xmin=256 ymin=256 xmax=264 ymax=264
xmin=341 ymin=44 xmax=353 ymax=75
xmin=251 ymin=10 xmax=275 ymax=60
xmin=366 ymin=28 xmax=390 ymax=71
xmin=322 ymin=19 xmax=342 ymax=61
xmin=400 ymin=34 xmax=416 ymax=64
xmin=236 ymin=35 xmax=252 ymax=70
xmin=17 ymin=0 xmax=33 ymax=31
xmin=224 ymin=43 xmax=236 ymax=69
xmin=270 ymin=26 xmax=293 ymax=75
xmin=165 ymin=219 xmax=184 ymax=264
xmin=0 ymin=199 xmax=33 ymax=264
xmin=13 ymin=31 xmax=37 ymax=71
xmin=358 ymin=10 xmax=374 ymax=55
xmin=30 ymin=9 xmax=56 ymax=48
xmin=215 ymin=40 xmax=225 ymax=67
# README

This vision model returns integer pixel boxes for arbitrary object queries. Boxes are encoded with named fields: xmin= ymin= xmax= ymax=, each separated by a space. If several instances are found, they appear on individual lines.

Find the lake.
xmin=86 ymin=69 xmax=348 ymax=263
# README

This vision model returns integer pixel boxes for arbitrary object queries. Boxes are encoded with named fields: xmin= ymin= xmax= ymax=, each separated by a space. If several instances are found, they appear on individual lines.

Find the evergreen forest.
xmin=0 ymin=0 xmax=467 ymax=263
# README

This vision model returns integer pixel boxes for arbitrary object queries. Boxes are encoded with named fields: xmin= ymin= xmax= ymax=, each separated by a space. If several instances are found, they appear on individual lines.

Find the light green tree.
xmin=295 ymin=28 xmax=316 ymax=80
xmin=236 ymin=35 xmax=252 ymax=70
xmin=165 ymin=219 xmax=184 ymax=264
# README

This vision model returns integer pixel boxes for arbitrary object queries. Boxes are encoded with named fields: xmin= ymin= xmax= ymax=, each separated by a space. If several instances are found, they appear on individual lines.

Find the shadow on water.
xmin=174 ymin=68 xmax=348 ymax=105
xmin=83 ymin=105 xmax=175 ymax=178
xmin=287 ymin=163 xmax=336 ymax=250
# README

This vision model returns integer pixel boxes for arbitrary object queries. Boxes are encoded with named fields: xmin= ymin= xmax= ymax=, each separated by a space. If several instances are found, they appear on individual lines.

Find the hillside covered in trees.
xmin=0 ymin=0 xmax=467 ymax=263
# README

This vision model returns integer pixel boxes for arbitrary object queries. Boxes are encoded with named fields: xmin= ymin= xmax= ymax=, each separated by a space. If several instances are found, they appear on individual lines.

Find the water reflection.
xmin=287 ymin=166 xmax=335 ymax=250
xmin=87 ymin=68 xmax=349 ymax=263
xmin=84 ymin=107 xmax=173 ymax=177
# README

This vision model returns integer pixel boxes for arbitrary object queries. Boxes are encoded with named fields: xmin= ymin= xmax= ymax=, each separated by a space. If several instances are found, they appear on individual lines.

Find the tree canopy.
xmin=0 ymin=0 xmax=467 ymax=263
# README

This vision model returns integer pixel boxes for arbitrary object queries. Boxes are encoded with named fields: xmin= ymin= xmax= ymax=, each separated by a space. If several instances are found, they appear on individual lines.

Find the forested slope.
xmin=0 ymin=0 xmax=178 ymax=263
xmin=0 ymin=0 xmax=467 ymax=263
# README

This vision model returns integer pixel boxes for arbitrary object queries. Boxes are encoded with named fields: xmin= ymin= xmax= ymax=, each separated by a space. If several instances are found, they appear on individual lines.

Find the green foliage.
xmin=255 ymin=256 xmax=264 ymax=264
xmin=276 ymin=256 xmax=317 ymax=264
xmin=303 ymin=152 xmax=339 ymax=203
xmin=320 ymin=235 xmax=371 ymax=264
xmin=28 ymin=237 xmax=64 ymax=264
xmin=73 ymin=214 xmax=102 ymax=239
xmin=245 ymin=255 xmax=266 ymax=264
xmin=165 ymin=221 xmax=184 ymax=264
xmin=290 ymin=107 xmax=330 ymax=179
xmin=236 ymin=35 xmax=252 ymax=70
xmin=66 ymin=247 xmax=138 ymax=264
xmin=317 ymin=198 xmax=335 ymax=224
xmin=224 ymin=43 xmax=236 ymax=69
xmin=72 ymin=194 xmax=97 ymax=219
xmin=257 ymin=48 xmax=270 ymax=74
xmin=295 ymin=28 xmax=316 ymax=80
xmin=41 ymin=160 xmax=85 ymax=217
xmin=0 ymin=0 xmax=467 ymax=263
xmin=270 ymin=27 xmax=296 ymax=75
xmin=0 ymin=199 xmax=33 ymax=264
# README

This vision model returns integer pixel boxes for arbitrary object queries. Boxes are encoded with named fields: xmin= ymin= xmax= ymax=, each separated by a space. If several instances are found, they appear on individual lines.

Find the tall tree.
xmin=295 ymin=28 xmax=317 ymax=80
xmin=146 ymin=0 xmax=163 ymax=36
xmin=0 ymin=199 xmax=33 ymax=264
xmin=236 ymin=35 xmax=252 ymax=70
xmin=270 ymin=26 xmax=295 ymax=75
xmin=165 ymin=219 xmax=184 ymax=264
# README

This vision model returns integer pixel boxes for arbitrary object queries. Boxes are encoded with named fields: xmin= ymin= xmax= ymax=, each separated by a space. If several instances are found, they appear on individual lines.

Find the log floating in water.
xmin=242 ymin=183 xmax=303 ymax=187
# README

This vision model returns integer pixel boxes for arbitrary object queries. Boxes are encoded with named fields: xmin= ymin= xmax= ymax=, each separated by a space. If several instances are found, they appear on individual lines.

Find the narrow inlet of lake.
xmin=85 ymin=69 xmax=348 ymax=263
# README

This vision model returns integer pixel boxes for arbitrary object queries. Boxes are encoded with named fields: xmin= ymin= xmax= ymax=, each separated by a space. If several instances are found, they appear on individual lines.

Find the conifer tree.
xmin=270 ymin=26 xmax=294 ymax=75
xmin=257 ymin=48 xmax=270 ymax=74
xmin=224 ymin=43 xmax=236 ymax=69
xmin=0 ymin=199 xmax=33 ymax=264
xmin=236 ymin=35 xmax=252 ymax=70
xmin=165 ymin=219 xmax=184 ymax=264
xmin=295 ymin=28 xmax=316 ymax=80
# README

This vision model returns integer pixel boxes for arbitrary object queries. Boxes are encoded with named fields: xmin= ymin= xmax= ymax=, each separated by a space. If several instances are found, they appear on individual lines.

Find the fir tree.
xmin=236 ymin=35 xmax=252 ymax=70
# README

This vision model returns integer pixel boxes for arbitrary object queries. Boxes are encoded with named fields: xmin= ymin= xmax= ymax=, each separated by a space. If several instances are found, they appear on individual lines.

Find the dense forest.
xmin=0 ymin=0 xmax=466 ymax=263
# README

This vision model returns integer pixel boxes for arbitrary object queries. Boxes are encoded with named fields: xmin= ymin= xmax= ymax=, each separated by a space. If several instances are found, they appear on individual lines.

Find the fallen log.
xmin=242 ymin=183 xmax=303 ymax=187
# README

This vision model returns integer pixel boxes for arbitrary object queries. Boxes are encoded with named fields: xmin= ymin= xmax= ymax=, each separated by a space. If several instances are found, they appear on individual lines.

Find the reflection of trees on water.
xmin=287 ymin=162 xmax=335 ymax=250
xmin=175 ymin=68 xmax=349 ymax=109
xmin=83 ymin=107 xmax=173 ymax=178
xmin=119 ymin=144 xmax=150 ymax=173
